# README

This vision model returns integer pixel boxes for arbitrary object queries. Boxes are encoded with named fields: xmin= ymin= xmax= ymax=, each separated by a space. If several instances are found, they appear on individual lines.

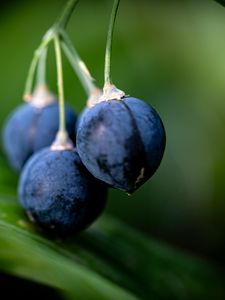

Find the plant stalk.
xmin=37 ymin=48 xmax=48 ymax=87
xmin=54 ymin=35 xmax=66 ymax=135
xmin=104 ymin=0 xmax=121 ymax=86
xmin=60 ymin=30 xmax=96 ymax=95
xmin=23 ymin=0 xmax=79 ymax=99
xmin=55 ymin=0 xmax=79 ymax=29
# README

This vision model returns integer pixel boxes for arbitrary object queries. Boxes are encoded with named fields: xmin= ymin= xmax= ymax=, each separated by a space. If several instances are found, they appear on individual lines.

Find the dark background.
xmin=1 ymin=0 xmax=225 ymax=275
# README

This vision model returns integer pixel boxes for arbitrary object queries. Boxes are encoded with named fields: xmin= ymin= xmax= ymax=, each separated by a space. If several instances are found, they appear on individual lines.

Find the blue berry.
xmin=18 ymin=147 xmax=107 ymax=235
xmin=3 ymin=100 xmax=77 ymax=172
xmin=77 ymin=97 xmax=166 ymax=193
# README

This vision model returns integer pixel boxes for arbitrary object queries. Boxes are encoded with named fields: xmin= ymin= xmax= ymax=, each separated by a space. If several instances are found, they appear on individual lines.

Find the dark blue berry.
xmin=18 ymin=147 xmax=107 ymax=235
xmin=3 ymin=102 xmax=77 ymax=171
xmin=77 ymin=97 xmax=166 ymax=193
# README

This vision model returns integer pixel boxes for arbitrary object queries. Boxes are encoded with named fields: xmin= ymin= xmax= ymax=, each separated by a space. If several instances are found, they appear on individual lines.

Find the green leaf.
xmin=0 ymin=194 xmax=224 ymax=300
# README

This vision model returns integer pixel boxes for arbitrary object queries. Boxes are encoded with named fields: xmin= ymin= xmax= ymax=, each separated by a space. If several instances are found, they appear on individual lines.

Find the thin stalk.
xmin=23 ymin=0 xmax=79 ymax=100
xmin=23 ymin=30 xmax=54 ymax=99
xmin=55 ymin=0 xmax=79 ymax=29
xmin=54 ymin=35 xmax=66 ymax=134
xmin=23 ymin=53 xmax=39 ymax=100
xmin=104 ymin=0 xmax=121 ymax=86
xmin=60 ymin=31 xmax=96 ymax=95
xmin=36 ymin=47 xmax=48 ymax=87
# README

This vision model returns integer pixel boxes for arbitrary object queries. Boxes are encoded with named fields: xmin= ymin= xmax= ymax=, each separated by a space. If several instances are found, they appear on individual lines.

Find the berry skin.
xmin=3 ymin=101 xmax=77 ymax=172
xmin=18 ymin=147 xmax=107 ymax=235
xmin=77 ymin=97 xmax=166 ymax=193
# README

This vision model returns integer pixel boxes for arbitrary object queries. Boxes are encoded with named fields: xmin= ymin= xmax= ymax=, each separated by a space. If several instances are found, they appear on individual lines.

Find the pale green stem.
xmin=36 ymin=47 xmax=48 ymax=87
xmin=60 ymin=30 xmax=96 ymax=95
xmin=55 ymin=0 xmax=79 ymax=29
xmin=23 ymin=0 xmax=79 ymax=99
xmin=23 ymin=30 xmax=54 ymax=99
xmin=23 ymin=53 xmax=39 ymax=100
xmin=104 ymin=0 xmax=121 ymax=86
xmin=54 ymin=35 xmax=66 ymax=134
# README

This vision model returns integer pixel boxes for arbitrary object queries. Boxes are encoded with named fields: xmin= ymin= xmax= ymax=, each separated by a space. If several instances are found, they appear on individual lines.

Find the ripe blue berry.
xmin=3 ymin=88 xmax=77 ymax=171
xmin=18 ymin=147 xmax=107 ymax=235
xmin=77 ymin=97 xmax=166 ymax=193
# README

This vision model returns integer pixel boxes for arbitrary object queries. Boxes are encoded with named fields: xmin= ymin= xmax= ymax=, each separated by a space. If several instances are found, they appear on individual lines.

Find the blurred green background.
xmin=1 ymin=0 xmax=225 ymax=271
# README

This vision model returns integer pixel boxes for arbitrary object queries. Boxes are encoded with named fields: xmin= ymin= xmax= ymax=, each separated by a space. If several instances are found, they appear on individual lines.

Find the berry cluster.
xmin=2 ymin=0 xmax=166 ymax=236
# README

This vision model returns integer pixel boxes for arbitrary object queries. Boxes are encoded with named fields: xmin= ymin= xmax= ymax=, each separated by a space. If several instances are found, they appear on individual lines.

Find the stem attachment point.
xmin=101 ymin=83 xmax=125 ymax=102
xmin=30 ymin=85 xmax=56 ymax=108
xmin=51 ymin=131 xmax=74 ymax=151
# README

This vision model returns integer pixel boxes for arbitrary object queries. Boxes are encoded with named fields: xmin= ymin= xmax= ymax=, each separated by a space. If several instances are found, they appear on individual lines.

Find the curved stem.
xmin=60 ymin=30 xmax=96 ymax=95
xmin=23 ymin=30 xmax=54 ymax=99
xmin=104 ymin=0 xmax=121 ymax=86
xmin=37 ymin=47 xmax=48 ymax=87
xmin=23 ymin=0 xmax=79 ymax=100
xmin=55 ymin=0 xmax=79 ymax=29
xmin=23 ymin=52 xmax=39 ymax=100
xmin=54 ymin=35 xmax=66 ymax=134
